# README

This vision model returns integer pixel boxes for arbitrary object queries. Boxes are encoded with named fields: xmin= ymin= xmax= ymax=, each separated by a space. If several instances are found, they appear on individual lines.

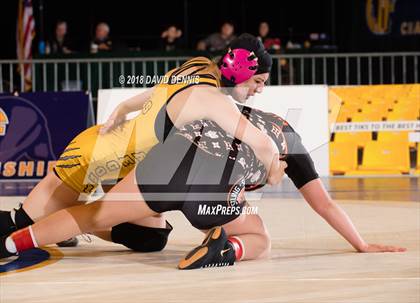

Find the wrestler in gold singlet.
xmin=54 ymin=57 xmax=220 ymax=194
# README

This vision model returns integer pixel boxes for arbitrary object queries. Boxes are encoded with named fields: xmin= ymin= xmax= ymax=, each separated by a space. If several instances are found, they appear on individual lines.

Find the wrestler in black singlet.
xmin=136 ymin=105 xmax=319 ymax=230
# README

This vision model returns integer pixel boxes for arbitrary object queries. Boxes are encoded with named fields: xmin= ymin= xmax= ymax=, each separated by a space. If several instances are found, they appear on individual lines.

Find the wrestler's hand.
xmin=357 ymin=243 xmax=406 ymax=253
xmin=267 ymin=159 xmax=287 ymax=185
xmin=99 ymin=106 xmax=127 ymax=135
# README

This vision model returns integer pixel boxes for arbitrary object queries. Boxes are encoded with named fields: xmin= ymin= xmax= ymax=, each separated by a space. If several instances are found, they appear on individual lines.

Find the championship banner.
xmin=0 ymin=92 xmax=94 ymax=180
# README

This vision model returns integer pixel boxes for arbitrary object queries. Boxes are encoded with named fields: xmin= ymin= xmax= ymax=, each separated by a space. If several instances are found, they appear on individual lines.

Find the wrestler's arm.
xmin=199 ymin=88 xmax=284 ymax=185
xmin=281 ymin=125 xmax=405 ymax=253
xmin=100 ymin=87 xmax=155 ymax=134
xmin=299 ymin=179 xmax=405 ymax=253
xmin=118 ymin=87 xmax=155 ymax=113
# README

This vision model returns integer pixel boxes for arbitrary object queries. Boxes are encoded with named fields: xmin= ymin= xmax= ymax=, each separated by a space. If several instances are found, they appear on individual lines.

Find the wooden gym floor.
xmin=0 ymin=177 xmax=419 ymax=303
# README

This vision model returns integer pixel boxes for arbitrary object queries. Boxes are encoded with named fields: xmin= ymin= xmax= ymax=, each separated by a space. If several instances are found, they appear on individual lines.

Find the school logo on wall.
xmin=0 ymin=96 xmax=56 ymax=178
xmin=0 ymin=92 xmax=92 ymax=181
xmin=366 ymin=0 xmax=397 ymax=35
xmin=0 ymin=108 xmax=9 ymax=136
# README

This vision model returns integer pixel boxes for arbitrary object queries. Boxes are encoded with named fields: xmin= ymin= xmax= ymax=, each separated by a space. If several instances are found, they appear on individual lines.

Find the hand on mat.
xmin=99 ymin=106 xmax=127 ymax=135
xmin=358 ymin=243 xmax=407 ymax=253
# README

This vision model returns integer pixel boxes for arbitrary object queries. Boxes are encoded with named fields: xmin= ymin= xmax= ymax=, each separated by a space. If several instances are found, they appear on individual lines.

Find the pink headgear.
xmin=220 ymin=48 xmax=259 ymax=84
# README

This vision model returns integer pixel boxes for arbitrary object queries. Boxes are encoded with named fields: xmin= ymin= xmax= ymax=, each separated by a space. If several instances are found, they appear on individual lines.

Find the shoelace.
xmin=80 ymin=234 xmax=92 ymax=243
xmin=203 ymin=262 xmax=230 ymax=268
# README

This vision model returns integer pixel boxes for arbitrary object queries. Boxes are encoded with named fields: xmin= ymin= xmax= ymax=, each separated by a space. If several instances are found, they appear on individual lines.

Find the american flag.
xmin=17 ymin=0 xmax=35 ymax=91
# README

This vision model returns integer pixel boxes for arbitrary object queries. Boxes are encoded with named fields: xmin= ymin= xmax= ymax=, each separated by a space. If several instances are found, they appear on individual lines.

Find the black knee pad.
xmin=14 ymin=204 xmax=34 ymax=229
xmin=0 ymin=204 xmax=34 ymax=237
xmin=0 ymin=210 xmax=16 ymax=236
xmin=111 ymin=221 xmax=173 ymax=252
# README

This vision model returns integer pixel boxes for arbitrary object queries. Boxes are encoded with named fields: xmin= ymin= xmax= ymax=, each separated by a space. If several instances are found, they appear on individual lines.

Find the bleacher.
xmin=329 ymin=84 xmax=420 ymax=175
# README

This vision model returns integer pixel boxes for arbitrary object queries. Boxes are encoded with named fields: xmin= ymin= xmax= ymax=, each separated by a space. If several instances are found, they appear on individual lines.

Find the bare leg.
xmin=30 ymin=170 xmax=157 ymax=246
xmin=93 ymin=184 xmax=167 ymax=241
xmin=22 ymin=172 xmax=81 ymax=221
xmin=221 ymin=208 xmax=271 ymax=261
xmin=93 ymin=214 xmax=167 ymax=242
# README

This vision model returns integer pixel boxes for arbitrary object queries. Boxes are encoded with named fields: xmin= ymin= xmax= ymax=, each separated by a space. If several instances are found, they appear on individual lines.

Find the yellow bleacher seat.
xmin=330 ymin=84 xmax=418 ymax=161
xmin=366 ymin=96 xmax=395 ymax=106
xmin=334 ymin=131 xmax=371 ymax=147
xmin=347 ymin=141 xmax=410 ymax=175
xmin=386 ymin=109 xmax=419 ymax=121
xmin=329 ymin=142 xmax=358 ymax=174
xmin=392 ymin=101 xmax=419 ymax=112
xmin=359 ymin=105 xmax=390 ymax=119
xmin=352 ymin=111 xmax=384 ymax=122
xmin=402 ymin=95 xmax=419 ymax=105
xmin=336 ymin=106 xmax=360 ymax=122
xmin=377 ymin=131 xmax=416 ymax=148
xmin=378 ymin=131 xmax=409 ymax=142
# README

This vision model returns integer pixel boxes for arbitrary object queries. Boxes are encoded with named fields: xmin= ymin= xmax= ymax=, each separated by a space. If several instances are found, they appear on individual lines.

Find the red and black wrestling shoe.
xmin=0 ymin=235 xmax=17 ymax=259
xmin=178 ymin=226 xmax=241 ymax=270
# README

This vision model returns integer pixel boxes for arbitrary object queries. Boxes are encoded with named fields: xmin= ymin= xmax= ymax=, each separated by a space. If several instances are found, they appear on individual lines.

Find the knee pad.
xmin=0 ymin=210 xmax=16 ymax=236
xmin=111 ymin=221 xmax=173 ymax=252
xmin=0 ymin=204 xmax=34 ymax=237
xmin=14 ymin=204 xmax=34 ymax=229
